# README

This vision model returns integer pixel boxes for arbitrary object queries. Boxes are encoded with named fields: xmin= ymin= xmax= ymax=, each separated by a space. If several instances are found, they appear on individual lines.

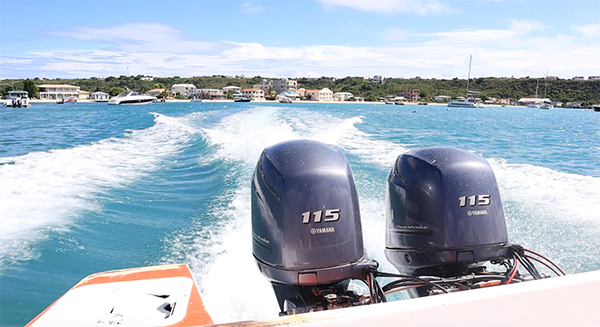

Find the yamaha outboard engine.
xmin=385 ymin=147 xmax=511 ymax=278
xmin=252 ymin=140 xmax=378 ymax=315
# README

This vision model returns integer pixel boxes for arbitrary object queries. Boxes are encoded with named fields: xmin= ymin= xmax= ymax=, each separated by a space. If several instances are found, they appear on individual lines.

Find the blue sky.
xmin=1 ymin=0 xmax=599 ymax=79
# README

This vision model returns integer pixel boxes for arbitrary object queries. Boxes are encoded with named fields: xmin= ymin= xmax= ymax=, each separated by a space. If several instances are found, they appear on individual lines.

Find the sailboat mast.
xmin=466 ymin=55 xmax=472 ymax=96
xmin=544 ymin=68 xmax=549 ymax=98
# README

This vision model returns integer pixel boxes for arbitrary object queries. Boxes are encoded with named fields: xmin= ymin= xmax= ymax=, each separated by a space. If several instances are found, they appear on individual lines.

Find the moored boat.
xmin=4 ymin=90 xmax=30 ymax=107
xmin=448 ymin=56 xmax=485 ymax=108
xmin=108 ymin=89 xmax=157 ymax=105
xmin=57 ymin=96 xmax=77 ymax=104
xmin=234 ymin=97 xmax=252 ymax=102
xmin=448 ymin=98 xmax=480 ymax=108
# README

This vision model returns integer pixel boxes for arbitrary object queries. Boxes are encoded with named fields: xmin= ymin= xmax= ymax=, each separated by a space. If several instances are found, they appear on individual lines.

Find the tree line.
xmin=1 ymin=75 xmax=599 ymax=105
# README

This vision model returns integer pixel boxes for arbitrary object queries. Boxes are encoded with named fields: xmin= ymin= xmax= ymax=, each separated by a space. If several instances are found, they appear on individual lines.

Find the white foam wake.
xmin=0 ymin=113 xmax=200 ymax=271
xmin=186 ymin=106 xmax=600 ymax=322
xmin=189 ymin=107 xmax=405 ymax=322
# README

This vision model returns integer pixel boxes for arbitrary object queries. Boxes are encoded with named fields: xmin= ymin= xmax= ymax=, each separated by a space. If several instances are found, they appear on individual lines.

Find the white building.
xmin=190 ymin=89 xmax=224 ymax=99
xmin=372 ymin=75 xmax=384 ymax=83
xmin=171 ymin=84 xmax=197 ymax=96
xmin=307 ymin=88 xmax=333 ymax=101
xmin=38 ymin=84 xmax=81 ymax=100
xmin=78 ymin=90 xmax=90 ymax=99
xmin=253 ymin=78 xmax=298 ymax=94
xmin=434 ymin=95 xmax=452 ymax=101
xmin=271 ymin=79 xmax=298 ymax=93
xmin=90 ymin=92 xmax=109 ymax=102
xmin=241 ymin=88 xmax=265 ymax=100
xmin=223 ymin=86 xmax=242 ymax=94
xmin=333 ymin=92 xmax=354 ymax=101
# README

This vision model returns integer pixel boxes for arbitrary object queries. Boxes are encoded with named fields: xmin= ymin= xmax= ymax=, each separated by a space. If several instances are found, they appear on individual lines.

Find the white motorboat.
xmin=4 ymin=90 xmax=30 ymax=108
xmin=447 ymin=98 xmax=483 ymax=108
xmin=108 ymin=89 xmax=156 ymax=105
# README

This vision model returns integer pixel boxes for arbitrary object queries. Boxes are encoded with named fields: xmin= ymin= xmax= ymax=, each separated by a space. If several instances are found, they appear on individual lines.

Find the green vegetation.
xmin=1 ymin=75 xmax=599 ymax=106
xmin=22 ymin=79 xmax=39 ymax=99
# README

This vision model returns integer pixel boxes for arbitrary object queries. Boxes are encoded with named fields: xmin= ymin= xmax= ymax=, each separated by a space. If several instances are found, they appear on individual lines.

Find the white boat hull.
xmin=108 ymin=90 xmax=157 ymax=105
xmin=26 ymin=265 xmax=600 ymax=327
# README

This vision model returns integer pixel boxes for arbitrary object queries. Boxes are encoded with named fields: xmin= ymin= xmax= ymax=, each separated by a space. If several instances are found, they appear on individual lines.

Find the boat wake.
xmin=0 ymin=113 xmax=200 ymax=271
xmin=166 ymin=106 xmax=600 ymax=323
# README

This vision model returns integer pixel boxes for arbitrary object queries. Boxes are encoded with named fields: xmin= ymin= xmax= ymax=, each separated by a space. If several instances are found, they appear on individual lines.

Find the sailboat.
xmin=527 ymin=73 xmax=553 ymax=110
xmin=448 ymin=55 xmax=485 ymax=108
xmin=527 ymin=81 xmax=541 ymax=109
xmin=540 ymin=71 xmax=554 ymax=109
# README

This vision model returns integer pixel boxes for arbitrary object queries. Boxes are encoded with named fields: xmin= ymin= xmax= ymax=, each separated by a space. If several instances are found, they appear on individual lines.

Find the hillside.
xmin=1 ymin=75 xmax=599 ymax=105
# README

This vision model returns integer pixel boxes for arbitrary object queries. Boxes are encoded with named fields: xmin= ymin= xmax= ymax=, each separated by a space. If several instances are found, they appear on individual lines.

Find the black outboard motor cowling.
xmin=252 ymin=140 xmax=375 ymax=313
xmin=385 ymin=147 xmax=510 ymax=277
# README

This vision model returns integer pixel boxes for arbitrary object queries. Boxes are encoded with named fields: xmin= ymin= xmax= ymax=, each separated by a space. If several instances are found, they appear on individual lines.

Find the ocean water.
xmin=1 ymin=102 xmax=599 ymax=326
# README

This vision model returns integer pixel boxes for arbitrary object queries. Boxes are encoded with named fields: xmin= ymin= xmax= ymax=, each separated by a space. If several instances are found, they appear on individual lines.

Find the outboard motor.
xmin=252 ymin=140 xmax=379 ymax=315
xmin=385 ymin=147 xmax=511 ymax=278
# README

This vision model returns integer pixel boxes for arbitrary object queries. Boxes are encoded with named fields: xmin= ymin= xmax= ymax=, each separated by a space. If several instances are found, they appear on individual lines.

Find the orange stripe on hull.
xmin=26 ymin=264 xmax=213 ymax=327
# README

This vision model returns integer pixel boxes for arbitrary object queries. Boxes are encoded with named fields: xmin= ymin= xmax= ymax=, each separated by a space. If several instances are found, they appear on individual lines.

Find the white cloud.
xmin=3 ymin=22 xmax=599 ymax=80
xmin=508 ymin=19 xmax=550 ymax=33
xmin=572 ymin=23 xmax=600 ymax=37
xmin=382 ymin=28 xmax=410 ymax=41
xmin=317 ymin=0 xmax=450 ymax=15
xmin=240 ymin=2 xmax=264 ymax=14
xmin=51 ymin=23 xmax=229 ymax=55
xmin=0 ymin=58 xmax=34 ymax=65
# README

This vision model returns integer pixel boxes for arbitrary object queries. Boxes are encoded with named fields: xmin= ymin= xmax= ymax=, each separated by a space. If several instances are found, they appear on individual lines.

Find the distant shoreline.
xmin=27 ymin=99 xmax=445 ymax=106
xmin=26 ymin=99 xmax=539 ymax=108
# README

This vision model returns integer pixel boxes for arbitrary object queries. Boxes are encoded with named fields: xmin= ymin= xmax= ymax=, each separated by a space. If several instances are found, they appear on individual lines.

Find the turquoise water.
xmin=1 ymin=102 xmax=599 ymax=325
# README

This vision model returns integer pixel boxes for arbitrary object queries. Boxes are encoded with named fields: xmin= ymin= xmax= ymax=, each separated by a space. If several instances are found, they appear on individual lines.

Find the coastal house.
xmin=190 ymin=89 xmax=224 ymax=100
xmin=253 ymin=78 xmax=298 ymax=94
xmin=78 ymin=90 xmax=90 ymax=100
xmin=171 ymin=84 xmax=197 ymax=97
xmin=487 ymin=97 xmax=511 ymax=105
xmin=372 ymin=75 xmax=384 ymax=84
xmin=146 ymin=88 xmax=165 ymax=97
xmin=90 ymin=91 xmax=109 ymax=102
xmin=434 ymin=95 xmax=452 ymax=102
xmin=271 ymin=79 xmax=298 ymax=93
xmin=241 ymin=88 xmax=265 ymax=100
xmin=307 ymin=88 xmax=333 ymax=101
xmin=398 ymin=89 xmax=420 ymax=102
xmin=296 ymin=88 xmax=306 ymax=98
xmin=333 ymin=92 xmax=354 ymax=101
xmin=223 ymin=86 xmax=242 ymax=94
xmin=38 ymin=84 xmax=81 ymax=100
